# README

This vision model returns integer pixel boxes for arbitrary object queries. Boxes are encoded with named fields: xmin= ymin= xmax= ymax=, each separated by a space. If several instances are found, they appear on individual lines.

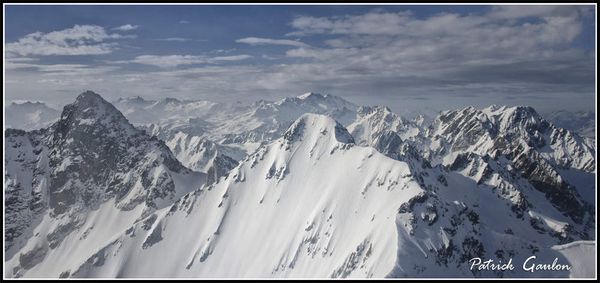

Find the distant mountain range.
xmin=4 ymin=91 xmax=596 ymax=278
xmin=7 ymin=96 xmax=594 ymax=140
xmin=5 ymin=101 xmax=60 ymax=131
xmin=542 ymin=110 xmax=595 ymax=139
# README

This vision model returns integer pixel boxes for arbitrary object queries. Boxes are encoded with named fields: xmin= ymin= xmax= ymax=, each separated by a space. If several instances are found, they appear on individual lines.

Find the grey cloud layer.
xmin=5 ymin=6 xmax=595 ymax=113
xmin=121 ymin=54 xmax=253 ymax=68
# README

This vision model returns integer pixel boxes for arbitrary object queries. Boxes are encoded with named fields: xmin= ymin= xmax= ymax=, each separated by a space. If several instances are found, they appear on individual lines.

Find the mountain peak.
xmin=358 ymin=105 xmax=393 ymax=116
xmin=116 ymin=96 xmax=148 ymax=103
xmin=76 ymin=90 xmax=104 ymax=103
xmin=461 ymin=105 xmax=477 ymax=113
xmin=53 ymin=91 xmax=135 ymax=138
xmin=297 ymin=92 xmax=325 ymax=100
xmin=70 ymin=91 xmax=121 ymax=115
xmin=511 ymin=105 xmax=538 ymax=116
xmin=71 ymin=91 xmax=120 ymax=114
xmin=274 ymin=92 xmax=357 ymax=114
xmin=283 ymin=113 xmax=354 ymax=144
xmin=10 ymin=101 xmax=45 ymax=106
xmin=481 ymin=105 xmax=537 ymax=116
xmin=149 ymin=97 xmax=183 ymax=108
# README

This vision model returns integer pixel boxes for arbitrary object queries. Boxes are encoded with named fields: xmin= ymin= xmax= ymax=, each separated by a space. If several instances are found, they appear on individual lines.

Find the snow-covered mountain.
xmin=190 ymin=92 xmax=358 ymax=145
xmin=5 ymin=91 xmax=206 ymax=278
xmin=4 ymin=92 xmax=596 ymax=278
xmin=113 ymin=96 xmax=220 ymax=124
xmin=123 ymin=92 xmax=360 ymax=184
xmin=147 ymin=129 xmax=239 ymax=185
xmin=12 ymin=114 xmax=430 ymax=277
xmin=425 ymin=106 xmax=595 ymax=223
xmin=5 ymin=101 xmax=60 ymax=130
xmin=342 ymin=105 xmax=596 ymax=277
xmin=543 ymin=110 xmax=595 ymax=140
xmin=348 ymin=105 xmax=421 ymax=143
xmin=428 ymin=105 xmax=595 ymax=171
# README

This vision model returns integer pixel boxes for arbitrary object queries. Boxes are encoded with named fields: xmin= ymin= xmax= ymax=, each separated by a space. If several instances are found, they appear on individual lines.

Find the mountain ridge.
xmin=4 ymin=91 xmax=596 ymax=278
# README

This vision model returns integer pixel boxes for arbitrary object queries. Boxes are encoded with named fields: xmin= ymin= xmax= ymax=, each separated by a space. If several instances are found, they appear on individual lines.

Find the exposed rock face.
xmin=5 ymin=91 xmax=205 ymax=275
xmin=427 ymin=105 xmax=595 ymax=224
xmin=43 ymin=91 xmax=190 ymax=214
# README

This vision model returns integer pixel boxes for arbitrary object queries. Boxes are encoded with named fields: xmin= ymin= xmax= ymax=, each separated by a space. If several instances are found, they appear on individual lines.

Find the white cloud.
xmin=113 ymin=24 xmax=139 ymax=31
xmin=236 ymin=37 xmax=309 ymax=47
xmin=179 ymin=20 xmax=191 ymax=24
xmin=130 ymin=55 xmax=205 ymax=67
xmin=210 ymin=55 xmax=253 ymax=61
xmin=289 ymin=11 xmax=414 ymax=36
xmin=212 ymin=48 xmax=237 ymax=54
xmin=6 ymin=25 xmax=127 ymax=56
xmin=155 ymin=37 xmax=192 ymax=42
xmin=254 ymin=6 xmax=593 ymax=107
xmin=126 ymin=54 xmax=253 ymax=68
xmin=288 ymin=7 xmax=590 ymax=46
xmin=5 ymin=6 xmax=595 ymax=113
xmin=283 ymin=7 xmax=590 ymax=68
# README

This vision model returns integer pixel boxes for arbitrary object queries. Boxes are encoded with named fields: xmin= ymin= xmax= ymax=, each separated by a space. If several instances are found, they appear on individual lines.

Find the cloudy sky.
xmin=4 ymin=4 xmax=596 ymax=115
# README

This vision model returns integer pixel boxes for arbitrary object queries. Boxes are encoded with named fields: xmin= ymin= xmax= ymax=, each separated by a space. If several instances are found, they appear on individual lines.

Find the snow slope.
xmin=4 ymin=92 xmax=596 ymax=278
xmin=551 ymin=241 xmax=596 ymax=278
xmin=130 ymin=92 xmax=361 ymax=185
xmin=7 ymin=113 xmax=593 ymax=278
xmin=29 ymin=114 xmax=423 ymax=278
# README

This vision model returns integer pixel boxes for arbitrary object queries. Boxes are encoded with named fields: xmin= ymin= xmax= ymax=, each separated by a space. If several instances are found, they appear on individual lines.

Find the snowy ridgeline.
xmin=4 ymin=91 xmax=596 ymax=278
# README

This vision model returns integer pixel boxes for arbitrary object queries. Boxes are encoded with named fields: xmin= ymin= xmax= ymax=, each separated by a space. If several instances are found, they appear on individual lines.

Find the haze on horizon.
xmin=4 ymin=4 xmax=596 ymax=116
